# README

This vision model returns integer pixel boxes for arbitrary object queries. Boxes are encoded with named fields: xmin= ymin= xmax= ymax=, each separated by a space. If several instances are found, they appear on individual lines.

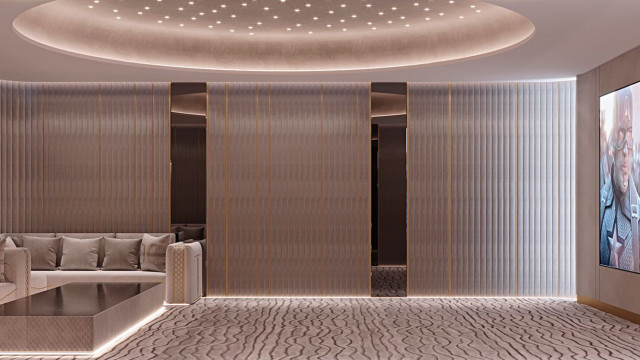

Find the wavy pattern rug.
xmin=8 ymin=298 xmax=640 ymax=360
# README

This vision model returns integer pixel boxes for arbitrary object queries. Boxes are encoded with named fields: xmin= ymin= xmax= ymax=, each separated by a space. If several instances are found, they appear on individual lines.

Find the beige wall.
xmin=408 ymin=82 xmax=577 ymax=297
xmin=577 ymin=46 xmax=640 ymax=315
xmin=0 ymin=81 xmax=170 ymax=233
xmin=206 ymin=83 xmax=370 ymax=297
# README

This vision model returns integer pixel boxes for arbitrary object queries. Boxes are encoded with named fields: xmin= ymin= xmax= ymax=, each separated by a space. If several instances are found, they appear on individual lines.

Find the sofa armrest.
xmin=165 ymin=242 xmax=202 ymax=304
xmin=4 ymin=248 xmax=31 ymax=298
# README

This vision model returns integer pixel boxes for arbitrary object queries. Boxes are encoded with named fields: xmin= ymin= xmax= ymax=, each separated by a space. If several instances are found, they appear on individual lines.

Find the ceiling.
xmin=1 ymin=0 xmax=640 ymax=82
xmin=12 ymin=0 xmax=534 ymax=72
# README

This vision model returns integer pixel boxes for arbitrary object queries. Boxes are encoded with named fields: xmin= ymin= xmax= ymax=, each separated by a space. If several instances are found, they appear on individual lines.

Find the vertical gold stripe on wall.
xmin=206 ymin=83 xmax=210 ymax=297
xmin=406 ymin=82 xmax=410 ymax=297
xmin=255 ymin=83 xmax=260 ymax=297
xmin=41 ymin=83 xmax=45 ymax=231
xmin=268 ymin=83 xmax=272 ymax=296
xmin=321 ymin=83 xmax=325 ymax=296
xmin=168 ymin=83 xmax=172 ymax=232
xmin=557 ymin=82 xmax=560 ymax=297
xmin=514 ymin=82 xmax=518 ymax=297
xmin=134 ymin=84 xmax=137 ymax=230
xmin=448 ymin=83 xmax=452 ymax=296
xmin=355 ymin=84 xmax=360 ymax=296
xmin=225 ymin=83 xmax=230 ymax=297
xmin=151 ymin=84 xmax=155 ymax=231
xmin=17 ymin=82 xmax=21 ymax=232
xmin=99 ymin=84 xmax=103 ymax=232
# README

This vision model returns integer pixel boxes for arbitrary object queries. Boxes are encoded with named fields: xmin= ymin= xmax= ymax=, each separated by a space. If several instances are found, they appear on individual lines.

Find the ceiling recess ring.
xmin=13 ymin=0 xmax=535 ymax=72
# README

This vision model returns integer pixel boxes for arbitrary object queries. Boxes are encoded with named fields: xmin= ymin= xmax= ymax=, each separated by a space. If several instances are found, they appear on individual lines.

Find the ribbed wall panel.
xmin=0 ymin=81 xmax=170 ymax=233
xmin=207 ymin=83 xmax=370 ymax=297
xmin=407 ymin=83 xmax=450 ymax=296
xmin=408 ymin=81 xmax=576 ymax=297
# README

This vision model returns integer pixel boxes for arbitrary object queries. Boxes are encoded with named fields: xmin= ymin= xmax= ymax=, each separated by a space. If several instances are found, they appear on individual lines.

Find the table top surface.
xmin=0 ymin=282 xmax=161 ymax=317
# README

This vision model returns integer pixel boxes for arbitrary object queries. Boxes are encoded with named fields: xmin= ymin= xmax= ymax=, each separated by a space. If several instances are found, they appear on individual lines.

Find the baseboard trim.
xmin=577 ymin=295 xmax=640 ymax=325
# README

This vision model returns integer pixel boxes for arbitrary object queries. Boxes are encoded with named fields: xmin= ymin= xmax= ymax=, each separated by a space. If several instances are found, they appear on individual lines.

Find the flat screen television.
xmin=600 ymin=81 xmax=640 ymax=273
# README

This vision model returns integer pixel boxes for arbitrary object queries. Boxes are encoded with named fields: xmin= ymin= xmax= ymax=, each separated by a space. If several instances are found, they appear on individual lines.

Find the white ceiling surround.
xmin=13 ymin=0 xmax=534 ymax=72
xmin=2 ymin=0 xmax=640 ymax=81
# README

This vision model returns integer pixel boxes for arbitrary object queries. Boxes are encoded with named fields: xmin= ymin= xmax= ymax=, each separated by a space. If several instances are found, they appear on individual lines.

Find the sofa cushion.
xmin=30 ymin=272 xmax=48 ymax=295
xmin=32 ymin=270 xmax=165 ymax=289
xmin=0 ymin=283 xmax=16 ymax=304
xmin=140 ymin=234 xmax=171 ymax=272
xmin=180 ymin=226 xmax=205 ymax=241
xmin=5 ymin=236 xmax=16 ymax=248
xmin=60 ymin=237 xmax=101 ymax=270
xmin=23 ymin=236 xmax=60 ymax=270
xmin=0 ymin=238 xmax=5 ymax=282
xmin=2 ymin=233 xmax=56 ymax=247
xmin=117 ymin=233 xmax=176 ymax=244
xmin=103 ymin=238 xmax=141 ymax=271
xmin=57 ymin=233 xmax=115 ymax=267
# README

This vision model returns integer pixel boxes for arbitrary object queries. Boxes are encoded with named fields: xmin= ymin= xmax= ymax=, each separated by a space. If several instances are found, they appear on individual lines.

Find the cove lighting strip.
xmin=0 ymin=307 xmax=166 ymax=359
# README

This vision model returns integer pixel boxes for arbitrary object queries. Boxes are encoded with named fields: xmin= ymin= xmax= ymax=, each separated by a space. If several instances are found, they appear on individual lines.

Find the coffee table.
xmin=0 ymin=282 xmax=164 ymax=353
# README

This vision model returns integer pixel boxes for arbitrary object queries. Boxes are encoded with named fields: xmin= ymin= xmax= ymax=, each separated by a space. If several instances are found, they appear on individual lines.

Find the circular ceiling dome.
xmin=13 ymin=0 xmax=535 ymax=72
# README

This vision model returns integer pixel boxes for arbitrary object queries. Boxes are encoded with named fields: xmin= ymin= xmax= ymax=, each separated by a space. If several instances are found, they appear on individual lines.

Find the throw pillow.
xmin=140 ymin=234 xmax=171 ymax=272
xmin=0 ymin=238 xmax=6 ymax=282
xmin=60 ymin=237 xmax=101 ymax=270
xmin=22 ymin=236 xmax=61 ymax=270
xmin=5 ymin=236 xmax=16 ymax=248
xmin=102 ymin=238 xmax=141 ymax=271
xmin=180 ymin=226 xmax=205 ymax=241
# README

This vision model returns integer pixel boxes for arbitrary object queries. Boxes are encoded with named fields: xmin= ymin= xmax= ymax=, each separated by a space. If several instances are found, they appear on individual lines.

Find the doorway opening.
xmin=371 ymin=82 xmax=407 ymax=297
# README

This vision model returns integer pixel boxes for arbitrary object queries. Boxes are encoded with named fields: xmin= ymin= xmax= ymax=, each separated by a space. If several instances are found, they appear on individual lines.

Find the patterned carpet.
xmin=371 ymin=266 xmax=407 ymax=297
xmin=7 ymin=298 xmax=640 ymax=360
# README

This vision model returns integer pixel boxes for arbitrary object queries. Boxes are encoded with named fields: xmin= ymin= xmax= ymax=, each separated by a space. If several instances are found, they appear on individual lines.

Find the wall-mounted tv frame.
xmin=600 ymin=81 xmax=640 ymax=274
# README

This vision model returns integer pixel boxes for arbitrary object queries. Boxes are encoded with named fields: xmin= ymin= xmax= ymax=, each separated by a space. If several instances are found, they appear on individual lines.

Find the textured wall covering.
xmin=0 ymin=80 xmax=170 ymax=233
xmin=207 ymin=83 xmax=370 ymax=297
xmin=408 ymin=81 xmax=576 ymax=297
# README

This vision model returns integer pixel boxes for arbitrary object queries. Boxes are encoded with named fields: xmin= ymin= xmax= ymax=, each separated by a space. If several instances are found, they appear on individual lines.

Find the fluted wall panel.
xmin=207 ymin=83 xmax=370 ymax=297
xmin=0 ymin=80 xmax=170 ymax=233
xmin=408 ymin=81 xmax=576 ymax=297
xmin=407 ymin=83 xmax=450 ymax=296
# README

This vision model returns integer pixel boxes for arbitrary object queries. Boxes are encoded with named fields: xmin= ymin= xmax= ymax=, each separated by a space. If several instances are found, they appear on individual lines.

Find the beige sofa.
xmin=0 ymin=247 xmax=31 ymax=304
xmin=0 ymin=232 xmax=200 ymax=304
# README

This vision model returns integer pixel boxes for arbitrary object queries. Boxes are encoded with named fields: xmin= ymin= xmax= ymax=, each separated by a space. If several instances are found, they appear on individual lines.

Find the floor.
xmin=371 ymin=265 xmax=407 ymax=297
xmin=20 ymin=297 xmax=640 ymax=360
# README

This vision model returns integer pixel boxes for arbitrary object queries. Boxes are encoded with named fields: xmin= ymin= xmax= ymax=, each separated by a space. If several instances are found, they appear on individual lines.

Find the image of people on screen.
xmin=600 ymin=85 xmax=640 ymax=273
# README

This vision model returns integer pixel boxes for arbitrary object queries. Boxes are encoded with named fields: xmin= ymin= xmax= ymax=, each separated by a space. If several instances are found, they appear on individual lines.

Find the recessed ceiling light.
xmin=112 ymin=9 xmax=118 ymax=13
xmin=144 ymin=6 xmax=149 ymax=10
xmin=116 ymin=16 xmax=121 ymax=20
xmin=88 ymin=5 xmax=93 ymax=9
xmin=220 ymin=4 xmax=226 ymax=8
xmin=286 ymin=27 xmax=291 ymax=31
xmin=425 ymin=17 xmax=430 ymax=20
xmin=217 ymin=20 xmax=222 ymax=24
xmin=230 ymin=29 xmax=234 ymax=32
xmin=164 ymin=15 xmax=170 ymax=19
xmin=372 ymin=27 xmax=377 ymax=30
xmin=327 ymin=24 xmax=332 ymax=27
xmin=178 ymin=7 xmax=183 ymax=11
xmin=439 ymin=12 xmax=444 ymax=16
xmin=242 ymin=3 xmax=247 ymax=6
xmin=340 ymin=19 xmax=345 ymax=22
xmin=343 ymin=28 xmax=347 ymax=31
xmin=351 ymin=14 xmax=357 ymax=18
xmin=391 ymin=7 xmax=397 ymax=11
xmin=400 ymin=16 xmax=405 ymax=19
xmin=295 ymin=9 xmax=300 ymax=12
xmin=250 ymin=32 xmax=254 ymax=35
xmin=366 ymin=4 xmax=372 ymax=7
xmin=313 ymin=16 xmax=318 ymax=20
xmin=273 ymin=15 xmax=278 ymax=19
xmin=191 ymin=17 xmax=196 ymax=20
xmin=137 ymin=11 xmax=142 ymax=15
xmin=180 ymin=24 xmax=184 ymax=27
xmin=199 ymin=12 xmax=204 ymax=16
xmin=388 ymin=20 xmax=392 ymax=23
xmin=231 ymin=14 xmax=236 ymax=18
xmin=308 ymin=31 xmax=313 ymax=34
xmin=470 ymin=5 xmax=476 ymax=8
xmin=257 ymin=21 xmax=262 ymax=25
xmin=459 ymin=16 xmax=464 ymax=19
xmin=378 ymin=12 xmax=384 ymax=15
xmin=306 ymin=4 xmax=311 ymax=7
xmin=264 ymin=7 xmax=269 ymax=11
xmin=329 ymin=10 xmax=334 ymax=14
xmin=476 ymin=9 xmax=481 ymax=12
xmin=414 ymin=2 xmax=419 ymax=6
xmin=296 ymin=23 xmax=301 ymax=26
xmin=405 ymin=24 xmax=410 ymax=27
xmin=248 ymin=26 xmax=253 ymax=29
xmin=424 ymin=8 xmax=430 ymax=11
xmin=341 ymin=4 xmax=346 ymax=8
